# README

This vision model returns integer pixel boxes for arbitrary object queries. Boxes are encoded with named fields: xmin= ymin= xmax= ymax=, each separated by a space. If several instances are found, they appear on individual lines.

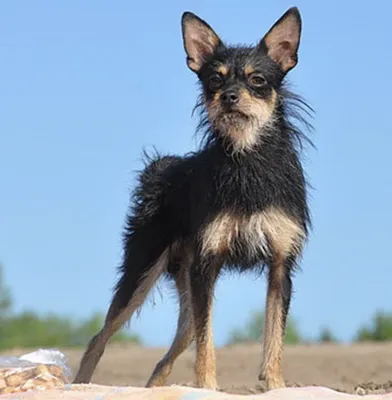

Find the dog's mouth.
xmin=222 ymin=110 xmax=249 ymax=119
xmin=212 ymin=110 xmax=250 ymax=127
xmin=213 ymin=111 xmax=252 ymax=134
xmin=206 ymin=105 xmax=269 ymax=153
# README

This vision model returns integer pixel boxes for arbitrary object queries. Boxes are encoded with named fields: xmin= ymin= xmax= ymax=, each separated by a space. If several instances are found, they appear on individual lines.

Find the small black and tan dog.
xmin=74 ymin=7 xmax=313 ymax=391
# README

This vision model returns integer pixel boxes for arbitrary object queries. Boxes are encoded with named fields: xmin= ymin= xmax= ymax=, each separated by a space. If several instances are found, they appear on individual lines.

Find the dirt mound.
xmin=4 ymin=342 xmax=392 ymax=395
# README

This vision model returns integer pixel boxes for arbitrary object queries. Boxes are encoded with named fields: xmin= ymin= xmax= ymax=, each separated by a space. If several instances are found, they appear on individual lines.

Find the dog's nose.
xmin=221 ymin=90 xmax=239 ymax=105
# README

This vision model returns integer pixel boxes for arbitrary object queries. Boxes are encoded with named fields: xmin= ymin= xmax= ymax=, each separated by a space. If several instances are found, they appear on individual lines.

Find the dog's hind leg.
xmin=73 ymin=152 xmax=184 ymax=384
xmin=73 ymin=231 xmax=170 ymax=384
xmin=146 ymin=249 xmax=194 ymax=387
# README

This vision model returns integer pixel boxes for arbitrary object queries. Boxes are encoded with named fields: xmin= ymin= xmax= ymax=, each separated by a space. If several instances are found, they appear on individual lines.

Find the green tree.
xmin=0 ymin=311 xmax=73 ymax=350
xmin=318 ymin=326 xmax=338 ymax=343
xmin=0 ymin=265 xmax=142 ymax=350
xmin=355 ymin=311 xmax=392 ymax=342
xmin=227 ymin=310 xmax=301 ymax=345
xmin=0 ymin=264 xmax=12 ymax=318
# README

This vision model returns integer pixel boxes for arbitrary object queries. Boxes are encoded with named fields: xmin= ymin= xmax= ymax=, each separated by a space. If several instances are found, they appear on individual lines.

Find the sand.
xmin=3 ymin=342 xmax=392 ymax=398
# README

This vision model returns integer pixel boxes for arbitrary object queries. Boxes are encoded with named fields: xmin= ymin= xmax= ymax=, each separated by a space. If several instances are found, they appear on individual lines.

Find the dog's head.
xmin=181 ymin=8 xmax=302 ymax=153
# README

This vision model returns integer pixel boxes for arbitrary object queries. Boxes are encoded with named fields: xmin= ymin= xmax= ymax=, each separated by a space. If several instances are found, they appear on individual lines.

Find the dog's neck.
xmin=208 ymin=118 xmax=289 ymax=159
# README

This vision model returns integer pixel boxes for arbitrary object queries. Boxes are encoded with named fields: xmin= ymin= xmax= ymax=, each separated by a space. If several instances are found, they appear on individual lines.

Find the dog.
xmin=73 ymin=6 xmax=313 ymax=391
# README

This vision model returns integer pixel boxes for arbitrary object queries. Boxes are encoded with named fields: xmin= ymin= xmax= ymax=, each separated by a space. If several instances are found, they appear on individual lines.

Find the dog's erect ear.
xmin=181 ymin=12 xmax=222 ymax=73
xmin=259 ymin=7 xmax=302 ymax=73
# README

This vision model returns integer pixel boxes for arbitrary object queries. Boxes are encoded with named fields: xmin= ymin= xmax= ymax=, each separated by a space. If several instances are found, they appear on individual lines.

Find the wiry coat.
xmin=125 ymin=86 xmax=312 ymax=276
xmin=74 ymin=7 xmax=314 ymax=392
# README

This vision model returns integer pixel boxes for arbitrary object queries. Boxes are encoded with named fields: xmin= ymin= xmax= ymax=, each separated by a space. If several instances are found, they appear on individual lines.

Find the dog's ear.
xmin=259 ymin=7 xmax=302 ymax=73
xmin=181 ymin=12 xmax=222 ymax=73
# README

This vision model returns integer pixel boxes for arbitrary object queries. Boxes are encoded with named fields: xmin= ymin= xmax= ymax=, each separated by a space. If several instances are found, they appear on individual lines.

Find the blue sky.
xmin=0 ymin=0 xmax=391 ymax=347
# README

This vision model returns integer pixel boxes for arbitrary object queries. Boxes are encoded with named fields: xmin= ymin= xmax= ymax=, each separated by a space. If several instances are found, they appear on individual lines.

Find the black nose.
xmin=221 ymin=90 xmax=239 ymax=105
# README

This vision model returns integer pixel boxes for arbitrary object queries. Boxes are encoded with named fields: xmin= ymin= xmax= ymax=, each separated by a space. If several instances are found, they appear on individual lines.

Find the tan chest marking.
xmin=200 ymin=207 xmax=305 ymax=258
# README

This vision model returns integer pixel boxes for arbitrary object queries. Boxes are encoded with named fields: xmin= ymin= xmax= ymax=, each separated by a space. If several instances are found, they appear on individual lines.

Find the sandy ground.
xmin=4 ymin=343 xmax=392 ymax=396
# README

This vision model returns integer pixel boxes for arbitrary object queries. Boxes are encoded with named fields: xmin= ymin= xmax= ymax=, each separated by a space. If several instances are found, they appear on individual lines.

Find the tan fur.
xmin=146 ymin=249 xmax=195 ymax=387
xmin=73 ymin=248 xmax=169 ymax=384
xmin=201 ymin=213 xmax=240 ymax=256
xmin=217 ymin=64 xmax=228 ymax=76
xmin=244 ymin=64 xmax=255 ymax=76
xmin=207 ymin=88 xmax=278 ymax=153
xmin=259 ymin=255 xmax=286 ymax=390
xmin=201 ymin=207 xmax=305 ymax=258
xmin=108 ymin=247 xmax=169 ymax=330
xmin=194 ymin=299 xmax=217 ymax=389
xmin=240 ymin=89 xmax=277 ymax=120
xmin=258 ymin=207 xmax=305 ymax=256
xmin=213 ymin=91 xmax=221 ymax=103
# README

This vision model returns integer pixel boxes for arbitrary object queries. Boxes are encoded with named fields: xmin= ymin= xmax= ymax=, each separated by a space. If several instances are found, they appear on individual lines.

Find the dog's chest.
xmin=200 ymin=207 xmax=305 ymax=259
xmin=210 ymin=157 xmax=274 ymax=212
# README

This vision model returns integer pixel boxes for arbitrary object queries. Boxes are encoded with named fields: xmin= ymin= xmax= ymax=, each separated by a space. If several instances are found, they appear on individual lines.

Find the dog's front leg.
xmin=190 ymin=254 xmax=221 ymax=390
xmin=259 ymin=254 xmax=293 ymax=390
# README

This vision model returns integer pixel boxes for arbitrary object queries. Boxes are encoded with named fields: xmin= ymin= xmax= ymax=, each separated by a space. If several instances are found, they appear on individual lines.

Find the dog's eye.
xmin=208 ymin=74 xmax=223 ymax=90
xmin=249 ymin=74 xmax=266 ymax=88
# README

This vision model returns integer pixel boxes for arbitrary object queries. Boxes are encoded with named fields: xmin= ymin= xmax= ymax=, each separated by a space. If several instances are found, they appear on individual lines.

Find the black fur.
xmin=74 ymin=7 xmax=314 ymax=389
xmin=114 ymin=63 xmax=313 ymax=297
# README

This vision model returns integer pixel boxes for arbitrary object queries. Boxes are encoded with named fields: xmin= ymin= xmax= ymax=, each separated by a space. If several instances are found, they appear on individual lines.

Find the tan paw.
xmin=266 ymin=376 xmax=286 ymax=390
xmin=258 ymin=371 xmax=285 ymax=391
xmin=196 ymin=377 xmax=219 ymax=391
